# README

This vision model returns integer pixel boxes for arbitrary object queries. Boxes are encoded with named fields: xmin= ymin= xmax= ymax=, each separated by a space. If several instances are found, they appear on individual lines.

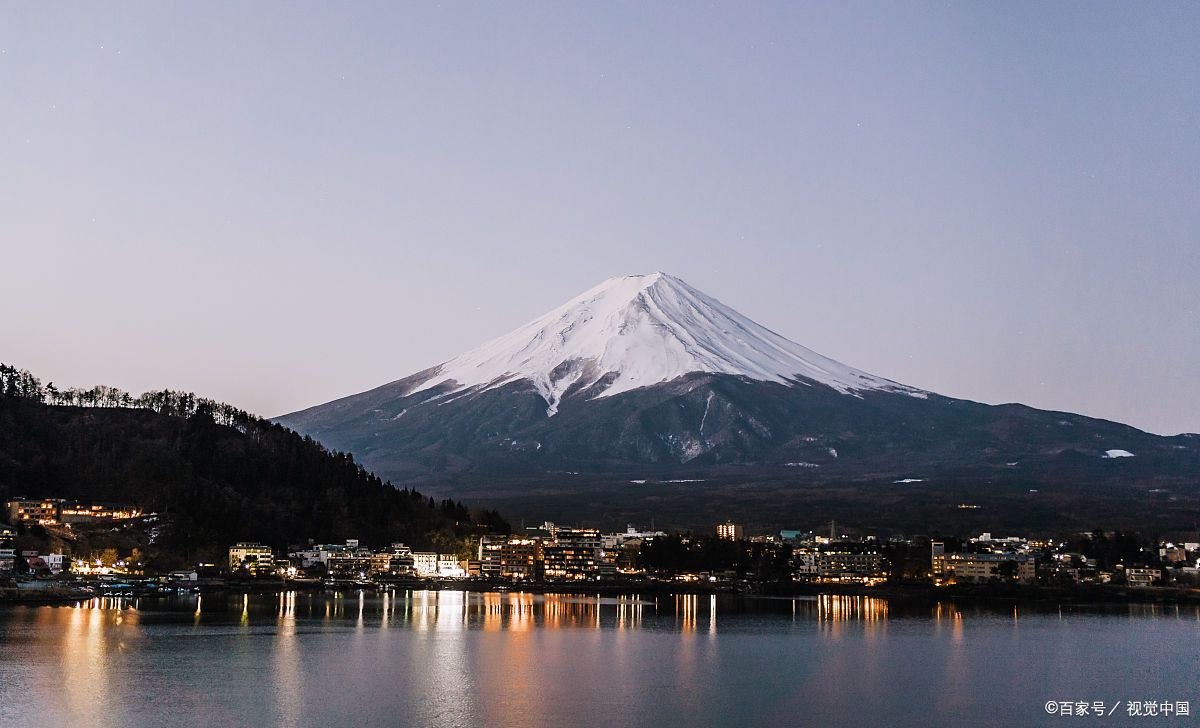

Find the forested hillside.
xmin=0 ymin=365 xmax=508 ymax=568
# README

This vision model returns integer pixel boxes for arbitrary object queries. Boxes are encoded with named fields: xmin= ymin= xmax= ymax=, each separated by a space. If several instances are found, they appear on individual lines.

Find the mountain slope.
xmin=278 ymin=274 xmax=1198 ymax=488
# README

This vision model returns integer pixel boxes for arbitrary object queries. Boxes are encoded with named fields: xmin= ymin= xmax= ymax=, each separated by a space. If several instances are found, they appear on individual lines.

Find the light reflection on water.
xmin=1 ymin=591 xmax=1198 ymax=728
xmin=82 ymin=589 xmax=1196 ymax=634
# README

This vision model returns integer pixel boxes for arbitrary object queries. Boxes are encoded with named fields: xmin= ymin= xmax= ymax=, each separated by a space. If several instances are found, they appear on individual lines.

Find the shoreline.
xmin=6 ymin=578 xmax=1198 ymax=607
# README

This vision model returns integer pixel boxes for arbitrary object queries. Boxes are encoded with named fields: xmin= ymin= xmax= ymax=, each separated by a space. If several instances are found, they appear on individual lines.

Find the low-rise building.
xmin=6 ymin=498 xmax=142 ymax=525
xmin=42 ymin=553 xmax=69 ymax=574
xmin=601 ymin=525 xmax=666 ymax=550
xmin=6 ymin=498 xmax=64 ymax=525
xmin=611 ymin=540 xmax=643 ymax=573
xmin=794 ymin=542 xmax=886 ymax=583
xmin=370 ymin=544 xmax=415 ymax=577
xmin=1159 ymin=544 xmax=1190 ymax=564
xmin=437 ymin=555 xmax=465 ymax=578
xmin=970 ymin=533 xmax=1027 ymax=550
xmin=943 ymin=553 xmax=1036 ymax=584
xmin=59 ymin=502 xmax=142 ymax=523
xmin=1173 ymin=566 xmax=1200 ymax=585
xmin=288 ymin=540 xmax=364 ymax=569
xmin=229 ymin=542 xmax=275 ymax=573
xmin=326 ymin=550 xmax=375 ymax=579
xmin=1124 ymin=567 xmax=1162 ymax=587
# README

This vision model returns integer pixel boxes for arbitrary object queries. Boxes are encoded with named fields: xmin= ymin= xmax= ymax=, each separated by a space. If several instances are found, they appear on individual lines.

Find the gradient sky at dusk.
xmin=2 ymin=2 xmax=1198 ymax=434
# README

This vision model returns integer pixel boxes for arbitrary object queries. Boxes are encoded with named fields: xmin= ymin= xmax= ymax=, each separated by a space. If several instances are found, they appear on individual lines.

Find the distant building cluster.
xmin=5 ymin=494 xmax=1198 ymax=595
xmin=762 ymin=525 xmax=1198 ymax=589
xmin=224 ymin=540 xmax=468 ymax=580
xmin=0 ymin=527 xmax=72 ymax=576
xmin=219 ymin=523 xmax=670 ymax=584
xmin=5 ymin=497 xmax=142 ymax=526
xmin=212 ymin=522 xmax=1200 ymax=590
xmin=473 ymin=523 xmax=638 ymax=580
xmin=475 ymin=523 xmax=667 ymax=581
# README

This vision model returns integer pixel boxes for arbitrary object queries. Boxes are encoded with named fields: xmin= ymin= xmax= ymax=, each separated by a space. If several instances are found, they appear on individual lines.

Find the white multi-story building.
xmin=411 ymin=551 xmax=439 ymax=576
xmin=42 ymin=553 xmax=69 ymax=574
xmin=437 ymin=555 xmax=465 ymax=578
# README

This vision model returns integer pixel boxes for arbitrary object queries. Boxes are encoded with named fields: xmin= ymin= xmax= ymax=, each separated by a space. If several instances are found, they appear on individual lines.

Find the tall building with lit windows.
xmin=478 ymin=535 xmax=505 ymax=578
xmin=931 ymin=541 xmax=947 ymax=578
xmin=499 ymin=539 xmax=542 ymax=580
xmin=0 ymin=527 xmax=15 ymax=573
xmin=542 ymin=528 xmax=602 ymax=580
xmin=717 ymin=522 xmax=744 ymax=541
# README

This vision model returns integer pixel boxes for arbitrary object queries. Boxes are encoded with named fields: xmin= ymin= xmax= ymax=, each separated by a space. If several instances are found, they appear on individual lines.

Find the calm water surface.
xmin=1 ymin=590 xmax=1197 ymax=728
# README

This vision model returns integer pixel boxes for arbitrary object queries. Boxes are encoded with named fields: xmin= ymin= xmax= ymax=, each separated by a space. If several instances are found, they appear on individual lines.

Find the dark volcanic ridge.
xmin=280 ymin=371 xmax=1198 ymax=482
xmin=278 ymin=273 xmax=1198 ymax=516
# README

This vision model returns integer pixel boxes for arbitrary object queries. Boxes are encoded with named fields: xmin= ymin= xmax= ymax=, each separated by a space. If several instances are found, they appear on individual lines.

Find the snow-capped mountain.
xmin=412 ymin=272 xmax=922 ymax=416
xmin=278 ymin=273 xmax=1196 ymax=488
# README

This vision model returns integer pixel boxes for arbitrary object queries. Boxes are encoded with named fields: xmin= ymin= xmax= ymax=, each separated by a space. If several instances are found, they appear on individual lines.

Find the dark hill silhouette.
xmin=0 ymin=364 xmax=508 ymax=569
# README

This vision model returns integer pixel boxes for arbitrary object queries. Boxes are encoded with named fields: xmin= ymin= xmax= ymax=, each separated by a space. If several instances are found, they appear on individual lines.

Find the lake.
xmin=0 ymin=590 xmax=1197 ymax=727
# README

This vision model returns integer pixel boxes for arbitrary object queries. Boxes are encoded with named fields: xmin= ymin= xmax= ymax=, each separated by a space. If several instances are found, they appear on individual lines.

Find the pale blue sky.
xmin=2 ymin=2 xmax=1198 ymax=434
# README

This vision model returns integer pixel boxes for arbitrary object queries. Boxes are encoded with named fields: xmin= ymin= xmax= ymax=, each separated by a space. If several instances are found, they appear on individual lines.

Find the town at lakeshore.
xmin=3 ymin=495 xmax=1199 ymax=605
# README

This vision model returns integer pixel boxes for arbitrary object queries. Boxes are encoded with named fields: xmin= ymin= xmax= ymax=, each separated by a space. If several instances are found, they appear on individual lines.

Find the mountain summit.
xmin=279 ymin=274 xmax=1196 ymax=490
xmin=415 ymin=272 xmax=921 ymax=416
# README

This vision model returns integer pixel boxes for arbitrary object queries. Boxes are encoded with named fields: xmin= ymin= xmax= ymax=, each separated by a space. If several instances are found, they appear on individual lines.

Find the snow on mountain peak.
xmin=412 ymin=272 xmax=923 ymax=415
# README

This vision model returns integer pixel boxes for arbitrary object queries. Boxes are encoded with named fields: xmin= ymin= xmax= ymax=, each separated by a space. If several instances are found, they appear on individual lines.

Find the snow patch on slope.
xmin=410 ymin=273 xmax=923 ymax=416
